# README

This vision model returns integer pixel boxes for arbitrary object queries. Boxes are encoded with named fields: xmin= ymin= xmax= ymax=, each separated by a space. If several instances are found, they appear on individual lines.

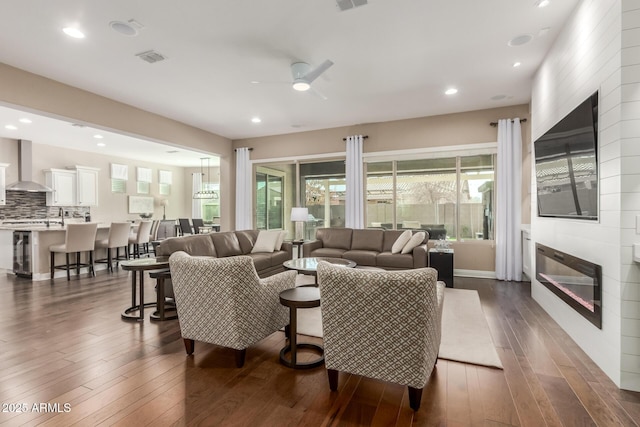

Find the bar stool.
xmin=129 ymin=220 xmax=153 ymax=258
xmin=49 ymin=223 xmax=99 ymax=280
xmin=95 ymin=222 xmax=132 ymax=272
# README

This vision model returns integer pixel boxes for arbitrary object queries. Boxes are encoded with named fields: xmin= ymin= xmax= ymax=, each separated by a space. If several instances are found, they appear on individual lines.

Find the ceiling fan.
xmin=290 ymin=60 xmax=334 ymax=92
xmin=252 ymin=59 xmax=334 ymax=99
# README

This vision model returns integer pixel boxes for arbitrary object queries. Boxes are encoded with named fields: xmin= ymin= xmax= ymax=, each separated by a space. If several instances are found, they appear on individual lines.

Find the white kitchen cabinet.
xmin=0 ymin=163 xmax=8 ymax=206
xmin=76 ymin=166 xmax=99 ymax=206
xmin=0 ymin=229 xmax=13 ymax=270
xmin=45 ymin=169 xmax=77 ymax=206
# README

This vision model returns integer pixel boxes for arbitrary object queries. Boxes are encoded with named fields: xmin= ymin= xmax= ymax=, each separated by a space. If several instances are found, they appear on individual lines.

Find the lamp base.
xmin=295 ymin=222 xmax=305 ymax=242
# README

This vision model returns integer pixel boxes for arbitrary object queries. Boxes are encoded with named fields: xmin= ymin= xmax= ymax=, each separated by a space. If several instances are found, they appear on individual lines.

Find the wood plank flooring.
xmin=0 ymin=270 xmax=639 ymax=426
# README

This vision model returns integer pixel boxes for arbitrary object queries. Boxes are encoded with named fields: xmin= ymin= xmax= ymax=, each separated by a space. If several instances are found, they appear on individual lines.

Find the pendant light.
xmin=193 ymin=157 xmax=219 ymax=199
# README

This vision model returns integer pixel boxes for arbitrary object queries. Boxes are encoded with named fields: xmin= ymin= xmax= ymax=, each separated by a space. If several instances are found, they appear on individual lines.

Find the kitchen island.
xmin=0 ymin=221 xmax=112 ymax=280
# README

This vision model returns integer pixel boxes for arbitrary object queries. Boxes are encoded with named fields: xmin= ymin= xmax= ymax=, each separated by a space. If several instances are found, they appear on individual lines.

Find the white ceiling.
xmin=0 ymin=0 xmax=579 ymax=166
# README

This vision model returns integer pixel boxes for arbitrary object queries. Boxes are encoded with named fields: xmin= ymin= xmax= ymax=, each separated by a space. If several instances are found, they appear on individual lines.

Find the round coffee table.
xmin=279 ymin=286 xmax=324 ymax=369
xmin=283 ymin=257 xmax=356 ymax=284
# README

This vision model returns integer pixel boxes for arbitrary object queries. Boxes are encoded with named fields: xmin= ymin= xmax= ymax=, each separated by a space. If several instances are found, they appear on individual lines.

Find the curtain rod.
xmin=233 ymin=147 xmax=254 ymax=152
xmin=489 ymin=118 xmax=527 ymax=127
xmin=342 ymin=135 xmax=369 ymax=141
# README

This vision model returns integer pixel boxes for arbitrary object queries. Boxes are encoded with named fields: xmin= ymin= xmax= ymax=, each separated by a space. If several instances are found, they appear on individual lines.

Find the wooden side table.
xmin=149 ymin=269 xmax=177 ymax=321
xmin=429 ymin=248 xmax=454 ymax=288
xmin=120 ymin=257 xmax=169 ymax=321
xmin=278 ymin=287 xmax=324 ymax=369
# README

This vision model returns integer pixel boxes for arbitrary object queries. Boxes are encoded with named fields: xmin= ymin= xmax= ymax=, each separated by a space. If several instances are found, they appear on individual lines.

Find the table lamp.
xmin=291 ymin=207 xmax=308 ymax=241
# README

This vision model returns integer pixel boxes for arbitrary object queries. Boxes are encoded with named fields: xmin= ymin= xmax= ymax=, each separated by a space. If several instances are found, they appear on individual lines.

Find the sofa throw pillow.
xmin=251 ymin=230 xmax=280 ymax=253
xmin=402 ymin=231 xmax=426 ymax=254
xmin=274 ymin=230 xmax=287 ymax=250
xmin=391 ymin=229 xmax=412 ymax=254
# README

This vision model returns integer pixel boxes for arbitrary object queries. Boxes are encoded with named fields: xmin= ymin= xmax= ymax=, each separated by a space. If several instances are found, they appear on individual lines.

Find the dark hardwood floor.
xmin=0 ymin=269 xmax=639 ymax=426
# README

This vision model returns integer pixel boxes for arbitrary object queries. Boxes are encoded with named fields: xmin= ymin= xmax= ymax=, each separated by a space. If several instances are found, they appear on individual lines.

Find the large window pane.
xmin=366 ymin=161 xmax=393 ymax=228
xmin=460 ymin=155 xmax=494 ymax=240
xmin=301 ymin=160 xmax=345 ymax=239
xmin=396 ymin=158 xmax=457 ymax=238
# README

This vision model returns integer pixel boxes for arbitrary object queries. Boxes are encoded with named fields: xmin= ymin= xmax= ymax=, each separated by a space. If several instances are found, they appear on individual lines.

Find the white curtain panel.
xmin=191 ymin=172 xmax=203 ymax=219
xmin=235 ymin=147 xmax=253 ymax=230
xmin=496 ymin=118 xmax=523 ymax=281
xmin=345 ymin=135 xmax=364 ymax=229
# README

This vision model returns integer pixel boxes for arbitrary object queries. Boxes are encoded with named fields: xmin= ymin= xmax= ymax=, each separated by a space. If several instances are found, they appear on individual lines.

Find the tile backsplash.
xmin=0 ymin=191 xmax=88 ymax=220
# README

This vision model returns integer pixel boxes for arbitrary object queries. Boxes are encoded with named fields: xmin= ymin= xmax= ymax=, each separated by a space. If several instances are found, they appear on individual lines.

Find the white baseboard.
xmin=454 ymin=269 xmax=496 ymax=279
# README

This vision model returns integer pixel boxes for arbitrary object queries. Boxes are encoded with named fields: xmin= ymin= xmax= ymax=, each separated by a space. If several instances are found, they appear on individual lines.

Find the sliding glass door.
xmin=300 ymin=160 xmax=346 ymax=239
xmin=255 ymin=170 xmax=284 ymax=230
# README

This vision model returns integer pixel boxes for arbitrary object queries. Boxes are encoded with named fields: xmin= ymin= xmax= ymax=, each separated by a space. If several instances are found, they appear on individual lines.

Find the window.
xmin=366 ymin=154 xmax=495 ymax=241
xmin=137 ymin=167 xmax=152 ymax=194
xmin=159 ymin=170 xmax=172 ymax=196
xmin=110 ymin=163 xmax=128 ymax=193
xmin=200 ymin=182 xmax=220 ymax=222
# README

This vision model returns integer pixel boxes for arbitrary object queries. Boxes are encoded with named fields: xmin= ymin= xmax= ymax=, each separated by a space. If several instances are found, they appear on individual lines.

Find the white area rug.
xmin=295 ymin=276 xmax=503 ymax=369
xmin=438 ymin=288 xmax=503 ymax=369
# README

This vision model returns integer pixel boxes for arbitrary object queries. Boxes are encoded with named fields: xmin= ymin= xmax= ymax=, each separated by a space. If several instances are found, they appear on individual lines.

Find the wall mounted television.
xmin=534 ymin=92 xmax=599 ymax=220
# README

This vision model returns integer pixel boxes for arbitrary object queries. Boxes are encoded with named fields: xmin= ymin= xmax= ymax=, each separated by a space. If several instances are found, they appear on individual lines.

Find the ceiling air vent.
xmin=135 ymin=50 xmax=167 ymax=64
xmin=336 ymin=0 xmax=367 ymax=12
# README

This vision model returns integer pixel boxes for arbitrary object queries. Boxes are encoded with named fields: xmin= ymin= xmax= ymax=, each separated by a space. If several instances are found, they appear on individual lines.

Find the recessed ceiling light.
xmin=508 ymin=34 xmax=533 ymax=47
xmin=251 ymin=117 xmax=262 ymax=123
xmin=96 ymin=142 xmax=106 ymax=147
xmin=513 ymin=62 xmax=522 ymax=67
xmin=109 ymin=20 xmax=139 ymax=36
xmin=4 ymin=125 xmax=17 ymax=130
xmin=19 ymin=118 xmax=32 ymax=124
xmin=62 ymin=27 xmax=85 ymax=39
xmin=445 ymin=88 xmax=458 ymax=95
xmin=535 ymin=0 xmax=550 ymax=8
xmin=93 ymin=134 xmax=104 ymax=139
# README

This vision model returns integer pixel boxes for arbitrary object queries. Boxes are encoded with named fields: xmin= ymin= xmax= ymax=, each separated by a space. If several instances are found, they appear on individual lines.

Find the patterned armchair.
xmin=168 ymin=252 xmax=297 ymax=367
xmin=317 ymin=262 xmax=445 ymax=411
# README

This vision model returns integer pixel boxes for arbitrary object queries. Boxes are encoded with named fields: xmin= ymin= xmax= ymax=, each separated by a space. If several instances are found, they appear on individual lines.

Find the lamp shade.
xmin=291 ymin=207 xmax=309 ymax=222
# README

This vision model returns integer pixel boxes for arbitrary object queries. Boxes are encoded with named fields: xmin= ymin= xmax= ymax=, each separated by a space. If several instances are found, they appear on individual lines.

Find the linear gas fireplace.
xmin=536 ymin=244 xmax=602 ymax=328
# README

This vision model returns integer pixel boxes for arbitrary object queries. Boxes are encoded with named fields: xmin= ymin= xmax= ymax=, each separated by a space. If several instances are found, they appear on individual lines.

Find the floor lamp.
xmin=291 ymin=207 xmax=308 ymax=242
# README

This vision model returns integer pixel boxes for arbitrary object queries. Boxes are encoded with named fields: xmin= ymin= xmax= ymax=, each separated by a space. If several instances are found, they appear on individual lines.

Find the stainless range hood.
xmin=5 ymin=140 xmax=53 ymax=192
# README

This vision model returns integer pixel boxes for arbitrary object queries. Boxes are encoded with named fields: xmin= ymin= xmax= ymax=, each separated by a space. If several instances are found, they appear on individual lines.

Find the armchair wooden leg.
xmin=328 ymin=369 xmax=339 ymax=391
xmin=408 ymin=386 xmax=423 ymax=411
xmin=183 ymin=338 xmax=195 ymax=355
xmin=235 ymin=349 xmax=246 ymax=368
xmin=50 ymin=252 xmax=55 ymax=279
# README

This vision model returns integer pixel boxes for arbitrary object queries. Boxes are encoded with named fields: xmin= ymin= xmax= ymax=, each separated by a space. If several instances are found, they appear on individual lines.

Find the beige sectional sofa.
xmin=302 ymin=227 xmax=429 ymax=270
xmin=155 ymin=230 xmax=293 ymax=278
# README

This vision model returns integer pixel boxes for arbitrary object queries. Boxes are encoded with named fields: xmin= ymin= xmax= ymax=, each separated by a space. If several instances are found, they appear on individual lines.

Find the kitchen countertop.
xmin=0 ymin=222 xmax=113 ymax=232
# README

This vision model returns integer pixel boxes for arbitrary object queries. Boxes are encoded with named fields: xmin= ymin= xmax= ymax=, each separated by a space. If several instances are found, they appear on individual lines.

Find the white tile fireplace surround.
xmin=531 ymin=0 xmax=640 ymax=391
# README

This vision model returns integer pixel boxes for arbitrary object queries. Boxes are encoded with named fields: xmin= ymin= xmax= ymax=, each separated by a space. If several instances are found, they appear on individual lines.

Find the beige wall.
xmin=234 ymin=104 xmax=531 ymax=273
xmin=0 ymin=63 xmax=234 ymax=230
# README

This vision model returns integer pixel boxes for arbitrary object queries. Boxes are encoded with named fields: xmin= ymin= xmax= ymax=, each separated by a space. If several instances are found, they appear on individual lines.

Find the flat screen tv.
xmin=534 ymin=92 xmax=598 ymax=220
